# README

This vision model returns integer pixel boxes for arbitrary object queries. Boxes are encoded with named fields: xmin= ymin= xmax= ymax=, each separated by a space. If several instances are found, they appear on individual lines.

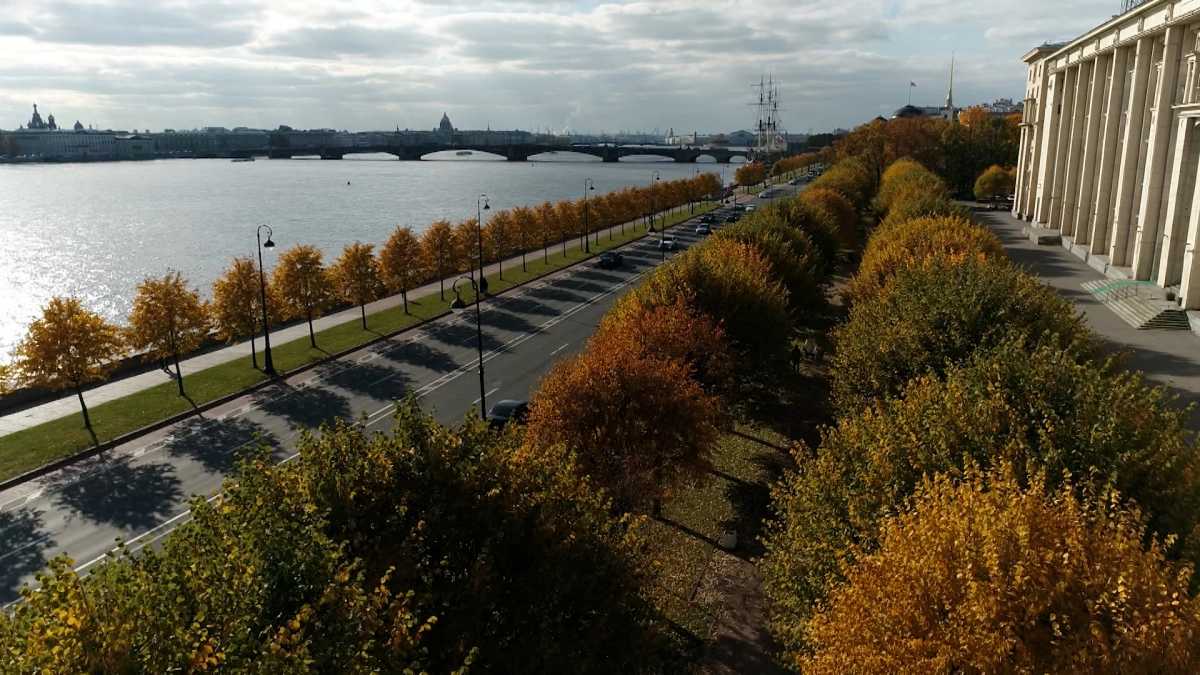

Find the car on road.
xmin=732 ymin=203 xmax=746 ymax=211
xmin=597 ymin=250 xmax=624 ymax=268
xmin=660 ymin=235 xmax=677 ymax=250
xmin=788 ymin=179 xmax=798 ymax=186
xmin=724 ymin=214 xmax=739 ymax=223
xmin=759 ymin=190 xmax=772 ymax=199
xmin=486 ymin=400 xmax=531 ymax=429
xmin=695 ymin=223 xmax=712 ymax=235
xmin=699 ymin=213 xmax=715 ymax=223
xmin=745 ymin=205 xmax=756 ymax=212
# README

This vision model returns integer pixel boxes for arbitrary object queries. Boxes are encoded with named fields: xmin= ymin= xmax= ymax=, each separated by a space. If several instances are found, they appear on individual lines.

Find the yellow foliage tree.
xmin=211 ymin=255 xmax=280 ymax=369
xmin=511 ymin=205 xmax=537 ymax=271
xmin=483 ymin=209 xmax=513 ymax=279
xmin=957 ymin=105 xmax=993 ymax=130
xmin=13 ymin=297 xmax=125 ymax=442
xmin=554 ymin=200 xmax=579 ymax=254
xmin=534 ymin=201 xmax=558 ymax=262
xmin=420 ymin=219 xmax=456 ymax=300
xmin=800 ymin=466 xmax=1200 ymax=674
xmin=377 ymin=225 xmax=425 ymax=314
xmin=453 ymin=219 xmax=481 ymax=276
xmin=125 ymin=271 xmax=209 ymax=398
xmin=799 ymin=188 xmax=858 ymax=248
xmin=0 ymin=363 xmax=12 ymax=396
xmin=331 ymin=242 xmax=380 ymax=330
xmin=272 ymin=244 xmax=336 ymax=349
xmin=734 ymin=162 xmax=767 ymax=189
xmin=974 ymin=164 xmax=1016 ymax=200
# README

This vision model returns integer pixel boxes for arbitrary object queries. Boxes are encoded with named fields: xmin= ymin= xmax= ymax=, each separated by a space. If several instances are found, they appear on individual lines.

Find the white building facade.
xmin=1015 ymin=0 xmax=1200 ymax=309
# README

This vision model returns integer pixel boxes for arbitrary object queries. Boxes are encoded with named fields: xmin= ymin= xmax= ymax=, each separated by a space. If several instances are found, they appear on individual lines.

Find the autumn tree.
xmin=713 ymin=211 xmax=828 ymax=324
xmin=420 ymin=219 xmax=456 ymax=300
xmin=799 ymin=467 xmax=1200 ymax=674
xmin=734 ymin=162 xmax=767 ymax=188
xmin=377 ymin=225 xmax=425 ymax=314
xmin=211 ymin=256 xmax=279 ymax=369
xmin=125 ymin=270 xmax=209 ymax=398
xmin=483 ymin=208 xmax=513 ymax=279
xmin=13 ymin=297 xmax=125 ymax=443
xmin=534 ymin=200 xmax=557 ymax=262
xmin=453 ymin=219 xmax=481 ymax=277
xmin=527 ymin=325 xmax=723 ymax=514
xmin=331 ymin=242 xmax=380 ymax=330
xmin=957 ymin=105 xmax=993 ymax=130
xmin=974 ymin=164 xmax=1016 ymax=200
xmin=0 ymin=363 xmax=12 ymax=396
xmin=808 ymin=158 xmax=874 ymax=210
xmin=272 ymin=244 xmax=336 ymax=349
xmin=834 ymin=118 xmax=888 ymax=187
xmin=511 ymin=205 xmax=536 ymax=271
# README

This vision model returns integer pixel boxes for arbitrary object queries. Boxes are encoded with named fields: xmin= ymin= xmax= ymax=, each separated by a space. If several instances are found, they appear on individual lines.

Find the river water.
xmin=0 ymin=153 xmax=741 ymax=359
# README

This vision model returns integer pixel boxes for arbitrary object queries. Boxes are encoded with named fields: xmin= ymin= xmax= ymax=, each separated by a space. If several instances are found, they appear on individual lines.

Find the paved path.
xmin=979 ymin=210 xmax=1200 ymax=427
xmin=0 ymin=202 xmax=716 ymax=437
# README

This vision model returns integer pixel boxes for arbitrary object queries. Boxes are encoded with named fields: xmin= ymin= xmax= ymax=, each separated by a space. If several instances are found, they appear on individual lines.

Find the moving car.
xmin=486 ymin=400 xmax=531 ymax=429
xmin=699 ymin=213 xmax=715 ymax=223
xmin=745 ymin=205 xmax=756 ymax=212
xmin=724 ymin=214 xmax=739 ymax=223
xmin=660 ymin=235 xmax=677 ymax=250
xmin=732 ymin=203 xmax=746 ymax=211
xmin=695 ymin=223 xmax=712 ymax=235
xmin=597 ymin=250 xmax=624 ymax=268
xmin=788 ymin=179 xmax=798 ymax=186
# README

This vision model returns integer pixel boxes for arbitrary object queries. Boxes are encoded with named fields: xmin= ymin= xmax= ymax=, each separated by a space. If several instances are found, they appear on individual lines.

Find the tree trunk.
xmin=307 ymin=310 xmax=317 ymax=348
xmin=360 ymin=302 xmax=367 ymax=330
xmin=76 ymin=385 xmax=97 ymax=446
xmin=543 ymin=244 xmax=548 ymax=264
xmin=498 ymin=258 xmax=502 ymax=280
xmin=521 ymin=250 xmax=527 ymax=272
xmin=174 ymin=353 xmax=185 ymax=397
xmin=440 ymin=277 xmax=445 ymax=301
xmin=250 ymin=332 xmax=258 ymax=370
xmin=402 ymin=290 xmax=409 ymax=314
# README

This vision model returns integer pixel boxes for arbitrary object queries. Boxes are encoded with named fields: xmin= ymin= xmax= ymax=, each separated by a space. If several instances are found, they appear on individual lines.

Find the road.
xmin=0 ymin=185 xmax=804 ymax=604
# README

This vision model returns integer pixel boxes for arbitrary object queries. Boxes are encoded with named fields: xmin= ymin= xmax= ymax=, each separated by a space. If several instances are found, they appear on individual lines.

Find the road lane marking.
xmin=550 ymin=343 xmax=570 ymax=355
xmin=473 ymin=388 xmax=500 ymax=406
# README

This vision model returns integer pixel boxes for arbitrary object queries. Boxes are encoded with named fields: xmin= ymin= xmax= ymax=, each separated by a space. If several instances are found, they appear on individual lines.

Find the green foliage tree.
xmin=13 ymin=297 xmax=125 ymax=443
xmin=830 ymin=255 xmax=1098 ymax=414
xmin=272 ymin=244 xmax=336 ymax=349
xmin=798 ymin=466 xmax=1200 ymax=674
xmin=125 ymin=270 xmax=209 ymax=398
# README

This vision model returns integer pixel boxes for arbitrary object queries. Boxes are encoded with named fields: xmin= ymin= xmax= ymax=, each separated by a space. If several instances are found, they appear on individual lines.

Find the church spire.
xmin=946 ymin=53 xmax=955 ymax=110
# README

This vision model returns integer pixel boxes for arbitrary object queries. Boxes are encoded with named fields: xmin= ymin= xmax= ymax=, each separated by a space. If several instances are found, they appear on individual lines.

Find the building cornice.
xmin=1040 ymin=0 xmax=1200 ymax=73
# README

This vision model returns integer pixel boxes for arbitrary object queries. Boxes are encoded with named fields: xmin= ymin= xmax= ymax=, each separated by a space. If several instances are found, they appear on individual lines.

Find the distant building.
xmin=4 ymin=104 xmax=116 ymax=159
xmin=728 ymin=130 xmax=755 ymax=146
xmin=438 ymin=113 xmax=454 ymax=134
xmin=153 ymin=128 xmax=269 ymax=156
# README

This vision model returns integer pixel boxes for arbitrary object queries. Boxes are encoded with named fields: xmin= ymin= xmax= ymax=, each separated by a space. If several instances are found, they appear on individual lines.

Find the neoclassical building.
xmin=1016 ymin=0 xmax=1200 ymax=310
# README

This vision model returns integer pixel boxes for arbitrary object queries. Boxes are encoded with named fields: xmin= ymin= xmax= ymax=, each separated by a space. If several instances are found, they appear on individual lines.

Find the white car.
xmin=659 ymin=235 xmax=677 ymax=250
xmin=745 ymin=205 xmax=756 ymax=212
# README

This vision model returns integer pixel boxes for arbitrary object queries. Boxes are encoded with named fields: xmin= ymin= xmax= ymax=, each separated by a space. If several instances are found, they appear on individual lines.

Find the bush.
xmin=632 ymin=237 xmax=793 ymax=365
xmin=974 ymin=164 xmax=1016 ymax=201
xmin=799 ymin=466 xmax=1200 ymax=674
xmin=830 ymin=255 xmax=1098 ymax=414
xmin=798 ymin=188 xmax=858 ymax=248
xmin=848 ymin=215 xmax=1006 ymax=301
xmin=873 ymin=159 xmax=942 ymax=215
xmin=0 ymin=401 xmax=667 ymax=674
xmin=808 ymin=158 xmax=874 ymax=210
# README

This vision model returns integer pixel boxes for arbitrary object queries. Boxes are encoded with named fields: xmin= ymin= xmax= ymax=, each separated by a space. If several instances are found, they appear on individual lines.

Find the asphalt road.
xmin=0 ymin=184 xmax=805 ymax=604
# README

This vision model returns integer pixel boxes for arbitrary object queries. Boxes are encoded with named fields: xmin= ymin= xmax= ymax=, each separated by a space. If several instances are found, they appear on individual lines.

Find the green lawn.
xmin=0 ymin=203 xmax=719 ymax=483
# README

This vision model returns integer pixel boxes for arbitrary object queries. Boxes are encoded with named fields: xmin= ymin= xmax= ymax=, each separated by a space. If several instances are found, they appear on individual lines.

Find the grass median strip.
xmin=0 ymin=204 xmax=719 ymax=483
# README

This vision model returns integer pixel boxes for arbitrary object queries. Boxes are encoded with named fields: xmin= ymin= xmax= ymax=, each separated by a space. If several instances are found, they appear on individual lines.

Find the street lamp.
xmin=256 ymin=225 xmax=276 ymax=375
xmin=691 ymin=166 xmax=700 ymax=214
xmin=648 ymin=171 xmax=664 ymax=262
xmin=450 ymin=276 xmax=487 ymax=421
xmin=581 ymin=178 xmax=594 ymax=253
xmin=475 ymin=194 xmax=490 ymax=295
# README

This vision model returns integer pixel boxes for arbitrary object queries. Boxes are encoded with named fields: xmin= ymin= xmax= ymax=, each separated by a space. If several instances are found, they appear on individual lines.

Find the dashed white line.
xmin=550 ymin=343 xmax=570 ymax=355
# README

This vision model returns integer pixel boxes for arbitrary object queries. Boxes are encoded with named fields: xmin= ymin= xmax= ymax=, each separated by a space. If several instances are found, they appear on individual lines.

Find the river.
xmin=0 ymin=153 xmax=742 ymax=359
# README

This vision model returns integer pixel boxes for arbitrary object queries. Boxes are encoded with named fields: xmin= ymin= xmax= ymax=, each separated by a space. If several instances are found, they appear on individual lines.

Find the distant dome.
xmin=439 ymin=112 xmax=453 ymax=133
xmin=891 ymin=105 xmax=926 ymax=119
xmin=74 ymin=120 xmax=84 ymax=131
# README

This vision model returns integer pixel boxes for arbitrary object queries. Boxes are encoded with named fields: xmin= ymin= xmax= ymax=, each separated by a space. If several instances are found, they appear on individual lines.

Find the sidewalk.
xmin=978 ymin=210 xmax=1200 ymax=429
xmin=0 ymin=200 xmax=728 ymax=437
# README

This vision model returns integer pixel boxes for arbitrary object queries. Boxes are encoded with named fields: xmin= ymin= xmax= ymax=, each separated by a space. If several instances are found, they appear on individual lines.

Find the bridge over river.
xmin=265 ymin=141 xmax=753 ymax=163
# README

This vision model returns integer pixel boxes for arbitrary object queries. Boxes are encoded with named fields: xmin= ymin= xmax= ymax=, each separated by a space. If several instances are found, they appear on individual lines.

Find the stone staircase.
xmin=1081 ymin=280 xmax=1190 ymax=330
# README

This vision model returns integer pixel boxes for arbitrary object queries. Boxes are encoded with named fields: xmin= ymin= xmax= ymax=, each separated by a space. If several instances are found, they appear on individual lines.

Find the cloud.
xmin=23 ymin=0 xmax=262 ymax=48
xmin=256 ymin=25 xmax=434 ymax=59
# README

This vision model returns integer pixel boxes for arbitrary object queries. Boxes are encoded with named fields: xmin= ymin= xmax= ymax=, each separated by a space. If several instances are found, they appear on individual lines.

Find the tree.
xmin=377 ymin=225 xmax=425 ymax=314
xmin=798 ymin=188 xmax=858 ymax=248
xmin=331 ymin=242 xmax=379 ymax=330
xmin=527 ymin=325 xmax=723 ymax=514
xmin=511 ymin=205 xmax=537 ymax=272
xmin=734 ymin=162 xmax=767 ymax=188
xmin=125 ymin=271 xmax=209 ymax=398
xmin=974 ymin=164 xmax=1016 ymax=200
xmin=453 ymin=219 xmax=480 ymax=276
xmin=830 ymin=255 xmax=1099 ymax=414
xmin=420 ymin=219 xmax=456 ymax=300
xmin=483 ymin=209 xmax=513 ymax=279
xmin=13 ymin=297 xmax=125 ymax=443
xmin=848 ymin=215 xmax=1006 ymax=302
xmin=554 ymin=200 xmax=578 ymax=254
xmin=211 ymin=256 xmax=279 ymax=369
xmin=0 ymin=363 xmax=12 ymax=396
xmin=808 ymin=158 xmax=874 ymax=210
xmin=713 ymin=211 xmax=828 ymax=324
xmin=798 ymin=466 xmax=1200 ymax=674
xmin=873 ymin=158 xmax=943 ymax=214
xmin=957 ymin=104 xmax=993 ymax=130
xmin=272 ymin=244 xmax=336 ymax=349
xmin=834 ymin=118 xmax=888 ymax=188
xmin=534 ymin=201 xmax=557 ymax=262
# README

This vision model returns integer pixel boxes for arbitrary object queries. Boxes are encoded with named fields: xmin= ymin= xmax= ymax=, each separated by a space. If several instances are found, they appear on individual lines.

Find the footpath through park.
xmin=978 ymin=209 xmax=1200 ymax=428
xmin=0 ymin=201 xmax=732 ymax=439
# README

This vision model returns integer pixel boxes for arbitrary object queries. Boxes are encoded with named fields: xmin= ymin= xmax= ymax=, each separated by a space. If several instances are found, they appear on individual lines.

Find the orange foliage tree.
xmin=211 ymin=255 xmax=280 ymax=369
xmin=420 ymin=219 xmax=456 ymax=300
xmin=511 ymin=205 xmax=537 ymax=271
xmin=331 ymin=242 xmax=380 ymax=330
xmin=13 ymin=297 xmax=125 ymax=442
xmin=377 ymin=225 xmax=425 ymax=314
xmin=483 ymin=209 xmax=512 ymax=279
xmin=799 ymin=187 xmax=858 ymax=248
xmin=799 ymin=466 xmax=1200 ymax=674
xmin=125 ymin=270 xmax=209 ymax=398
xmin=453 ymin=219 xmax=480 ymax=276
xmin=272 ymin=244 xmax=336 ymax=348
xmin=734 ymin=162 xmax=767 ymax=188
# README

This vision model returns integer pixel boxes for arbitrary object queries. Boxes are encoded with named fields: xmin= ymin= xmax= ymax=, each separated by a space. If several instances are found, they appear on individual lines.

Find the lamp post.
xmin=581 ymin=178 xmax=594 ymax=253
xmin=476 ymin=194 xmax=490 ymax=295
xmin=648 ymin=171 xmax=664 ymax=262
xmin=256 ymin=225 xmax=276 ymax=375
xmin=691 ymin=166 xmax=700 ymax=214
xmin=450 ymin=276 xmax=487 ymax=421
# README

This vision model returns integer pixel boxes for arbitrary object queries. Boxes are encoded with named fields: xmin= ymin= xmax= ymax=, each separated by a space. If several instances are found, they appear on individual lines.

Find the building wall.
xmin=5 ymin=131 xmax=117 ymax=158
xmin=1015 ymin=0 xmax=1200 ymax=309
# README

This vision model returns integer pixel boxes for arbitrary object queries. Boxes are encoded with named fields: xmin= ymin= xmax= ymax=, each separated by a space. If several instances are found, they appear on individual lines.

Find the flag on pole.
xmin=910 ymin=81 xmax=917 ymax=87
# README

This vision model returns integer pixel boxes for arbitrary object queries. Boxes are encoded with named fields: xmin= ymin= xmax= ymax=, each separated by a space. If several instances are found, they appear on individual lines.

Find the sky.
xmin=0 ymin=0 xmax=1116 ymax=135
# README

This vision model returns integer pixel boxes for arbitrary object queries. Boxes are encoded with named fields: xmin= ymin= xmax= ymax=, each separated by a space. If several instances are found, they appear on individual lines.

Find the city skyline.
xmin=0 ymin=0 xmax=1112 ymax=134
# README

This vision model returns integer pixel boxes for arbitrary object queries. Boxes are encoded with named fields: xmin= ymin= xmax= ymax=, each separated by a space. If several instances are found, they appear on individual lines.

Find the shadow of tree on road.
xmin=252 ymin=384 xmax=352 ymax=432
xmin=481 ymin=309 xmax=537 ymax=335
xmin=0 ymin=507 xmax=53 ymax=604
xmin=318 ymin=362 xmax=412 ymax=403
xmin=381 ymin=341 xmax=460 ymax=374
xmin=163 ymin=416 xmax=279 ymax=476
xmin=495 ymin=296 xmax=558 ymax=317
xmin=527 ymin=286 xmax=588 ymax=305
xmin=51 ymin=461 xmax=183 ymax=533
xmin=431 ymin=322 xmax=506 ymax=352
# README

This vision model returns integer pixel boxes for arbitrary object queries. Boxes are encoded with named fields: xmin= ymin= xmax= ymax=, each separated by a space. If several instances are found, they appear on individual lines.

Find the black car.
xmin=699 ymin=213 xmax=715 ymax=223
xmin=732 ymin=203 xmax=746 ymax=211
xmin=724 ymin=214 xmax=739 ymax=223
xmin=486 ymin=400 xmax=531 ymax=429
xmin=597 ymin=251 xmax=623 ymax=268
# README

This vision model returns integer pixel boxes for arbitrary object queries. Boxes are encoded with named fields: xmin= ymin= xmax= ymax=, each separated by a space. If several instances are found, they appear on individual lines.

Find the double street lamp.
xmin=474 ymin=194 xmax=490 ymax=294
xmin=581 ymin=178 xmax=595 ymax=253
xmin=256 ymin=225 xmax=276 ymax=375
xmin=450 ymin=276 xmax=487 ymax=421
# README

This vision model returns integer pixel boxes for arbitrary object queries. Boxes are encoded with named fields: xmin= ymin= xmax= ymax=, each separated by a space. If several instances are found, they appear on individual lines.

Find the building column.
xmin=1034 ymin=70 xmax=1065 ymax=224
xmin=1109 ymin=36 xmax=1155 ymax=266
xmin=1059 ymin=62 xmax=1092 ymax=236
xmin=1090 ymin=46 xmax=1130 ymax=254
xmin=1134 ymin=27 xmax=1184 ymax=279
xmin=1158 ymin=117 xmax=1197 ymax=287
xmin=1014 ymin=124 xmax=1033 ymax=217
xmin=1073 ymin=54 xmax=1111 ymax=244
xmin=1178 ymin=171 xmax=1200 ymax=308
xmin=1047 ymin=65 xmax=1080 ymax=230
